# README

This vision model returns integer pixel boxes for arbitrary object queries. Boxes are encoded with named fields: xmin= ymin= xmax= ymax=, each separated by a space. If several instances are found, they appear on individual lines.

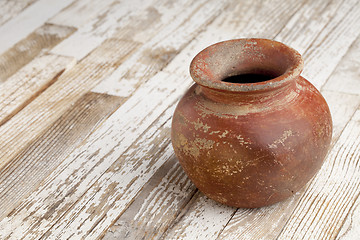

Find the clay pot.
xmin=171 ymin=38 xmax=332 ymax=208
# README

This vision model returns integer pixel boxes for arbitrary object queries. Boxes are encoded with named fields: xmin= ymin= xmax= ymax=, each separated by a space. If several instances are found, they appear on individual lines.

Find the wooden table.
xmin=0 ymin=0 xmax=359 ymax=239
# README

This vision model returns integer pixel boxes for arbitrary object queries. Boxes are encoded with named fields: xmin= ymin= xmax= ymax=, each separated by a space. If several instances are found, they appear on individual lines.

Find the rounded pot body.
xmin=171 ymin=39 xmax=332 ymax=208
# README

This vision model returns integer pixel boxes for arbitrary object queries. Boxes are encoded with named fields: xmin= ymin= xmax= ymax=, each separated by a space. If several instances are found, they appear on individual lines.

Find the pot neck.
xmin=198 ymin=78 xmax=298 ymax=105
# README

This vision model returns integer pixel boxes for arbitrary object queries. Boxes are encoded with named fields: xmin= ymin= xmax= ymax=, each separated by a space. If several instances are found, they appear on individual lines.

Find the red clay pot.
xmin=171 ymin=38 xmax=332 ymax=208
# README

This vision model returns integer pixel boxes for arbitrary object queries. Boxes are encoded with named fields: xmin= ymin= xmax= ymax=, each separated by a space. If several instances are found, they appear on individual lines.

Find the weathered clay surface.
xmin=171 ymin=38 xmax=332 ymax=208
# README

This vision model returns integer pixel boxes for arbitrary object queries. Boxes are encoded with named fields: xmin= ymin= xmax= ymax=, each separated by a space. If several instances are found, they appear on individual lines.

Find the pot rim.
xmin=189 ymin=38 xmax=304 ymax=92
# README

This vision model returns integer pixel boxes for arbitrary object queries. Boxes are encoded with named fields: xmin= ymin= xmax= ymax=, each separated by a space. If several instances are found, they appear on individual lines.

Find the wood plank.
xmin=0 ymin=54 xmax=75 ymax=126
xmin=299 ymin=0 xmax=360 ymax=89
xmin=49 ymin=0 xmax=158 ymax=60
xmin=103 ymin=156 xmax=197 ymax=240
xmin=93 ymin=0 xmax=231 ymax=97
xmin=0 ymin=23 xmax=76 ymax=82
xmin=163 ymin=192 xmax=236 ymax=239
xmin=336 ymin=197 xmax=360 ymax=239
xmin=323 ymin=35 xmax=360 ymax=95
xmin=0 ymin=0 xmax=37 ymax=26
xmin=0 ymin=71 xmax=191 ymax=239
xmin=48 ymin=0 xmax=116 ymax=28
xmin=322 ymin=91 xmax=360 ymax=141
xmin=276 ymin=108 xmax=360 ymax=239
xmin=0 ymin=92 xmax=124 ymax=220
xmin=0 ymin=38 xmax=140 ymax=171
xmin=0 ymin=0 xmax=74 ymax=55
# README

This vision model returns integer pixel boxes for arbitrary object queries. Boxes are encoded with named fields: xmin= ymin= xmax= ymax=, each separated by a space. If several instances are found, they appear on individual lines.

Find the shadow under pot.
xmin=171 ymin=38 xmax=332 ymax=208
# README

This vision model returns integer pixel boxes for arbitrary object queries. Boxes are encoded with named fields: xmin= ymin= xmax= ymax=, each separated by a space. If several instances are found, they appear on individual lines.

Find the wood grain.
xmin=0 ymin=38 xmax=139 ymax=171
xmin=0 ymin=71 xmax=191 ymax=238
xmin=0 ymin=23 xmax=76 ymax=82
xmin=93 ymin=0 xmax=231 ymax=97
xmin=0 ymin=54 xmax=75 ymax=126
xmin=0 ymin=0 xmax=37 ymax=26
xmin=323 ymin=35 xmax=360 ymax=95
xmin=48 ymin=0 xmax=116 ymax=28
xmin=49 ymin=0 xmax=158 ymax=60
xmin=0 ymin=0 xmax=74 ymax=55
xmin=163 ymin=192 xmax=236 ymax=239
xmin=334 ymin=42 xmax=360 ymax=240
xmin=0 ymin=92 xmax=124 ymax=220
xmin=103 ymin=156 xmax=197 ymax=240
xmin=299 ymin=0 xmax=360 ymax=89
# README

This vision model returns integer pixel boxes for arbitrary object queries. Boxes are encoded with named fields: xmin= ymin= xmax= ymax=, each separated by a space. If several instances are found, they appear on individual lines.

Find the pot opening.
xmin=190 ymin=38 xmax=303 ymax=92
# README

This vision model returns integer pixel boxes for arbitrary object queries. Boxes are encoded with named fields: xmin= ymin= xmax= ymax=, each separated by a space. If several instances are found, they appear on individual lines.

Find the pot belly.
xmin=171 ymin=80 xmax=332 ymax=208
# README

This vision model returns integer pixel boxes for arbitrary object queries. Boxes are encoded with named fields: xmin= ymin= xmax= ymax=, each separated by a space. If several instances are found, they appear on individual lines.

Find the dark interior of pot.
xmin=221 ymin=73 xmax=278 ymax=84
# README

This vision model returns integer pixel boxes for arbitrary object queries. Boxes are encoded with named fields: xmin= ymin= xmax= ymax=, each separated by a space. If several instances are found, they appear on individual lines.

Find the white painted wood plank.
xmin=319 ymin=36 xmax=360 ymax=240
xmin=276 ymin=109 xmax=360 ymax=239
xmin=218 ymin=193 xmax=303 ymax=240
xmin=322 ymin=91 xmax=360 ymax=141
xmin=164 ymin=192 xmax=236 ymax=240
xmin=49 ymin=0 xmax=157 ymax=60
xmin=103 ymin=157 xmax=196 ymax=239
xmin=48 ymin=0 xmax=116 ymax=28
xmin=323 ymin=36 xmax=360 ymax=95
xmin=0 ymin=23 xmax=76 ymax=82
xmin=336 ymin=198 xmax=360 ymax=239
xmin=0 ymin=0 xmax=37 ymax=26
xmin=300 ymin=0 xmax=360 ymax=89
xmin=0 ymin=54 xmax=76 ymax=125
xmin=275 ymin=0 xmax=344 ymax=55
xmin=0 ymin=0 xmax=74 ymax=55
xmin=93 ymin=0 xmax=231 ymax=97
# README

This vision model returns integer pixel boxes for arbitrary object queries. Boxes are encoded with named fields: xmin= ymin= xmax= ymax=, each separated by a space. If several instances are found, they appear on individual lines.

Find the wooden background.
xmin=0 ymin=0 xmax=359 ymax=239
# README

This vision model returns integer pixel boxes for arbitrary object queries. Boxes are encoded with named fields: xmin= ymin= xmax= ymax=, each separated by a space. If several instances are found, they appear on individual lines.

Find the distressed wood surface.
xmin=0 ymin=92 xmax=124 ymax=220
xmin=0 ymin=54 xmax=75 ymax=126
xmin=0 ymin=0 xmax=359 ymax=239
xmin=0 ymin=0 xmax=38 ymax=26
xmin=0 ymin=23 xmax=76 ymax=82
xmin=0 ymin=0 xmax=74 ymax=55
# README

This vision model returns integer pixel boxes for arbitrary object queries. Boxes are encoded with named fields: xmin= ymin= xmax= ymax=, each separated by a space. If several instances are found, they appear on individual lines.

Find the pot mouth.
xmin=190 ymin=38 xmax=303 ymax=92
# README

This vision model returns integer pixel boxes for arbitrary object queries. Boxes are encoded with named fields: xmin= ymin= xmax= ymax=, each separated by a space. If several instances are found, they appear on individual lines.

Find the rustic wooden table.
xmin=0 ymin=0 xmax=359 ymax=239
